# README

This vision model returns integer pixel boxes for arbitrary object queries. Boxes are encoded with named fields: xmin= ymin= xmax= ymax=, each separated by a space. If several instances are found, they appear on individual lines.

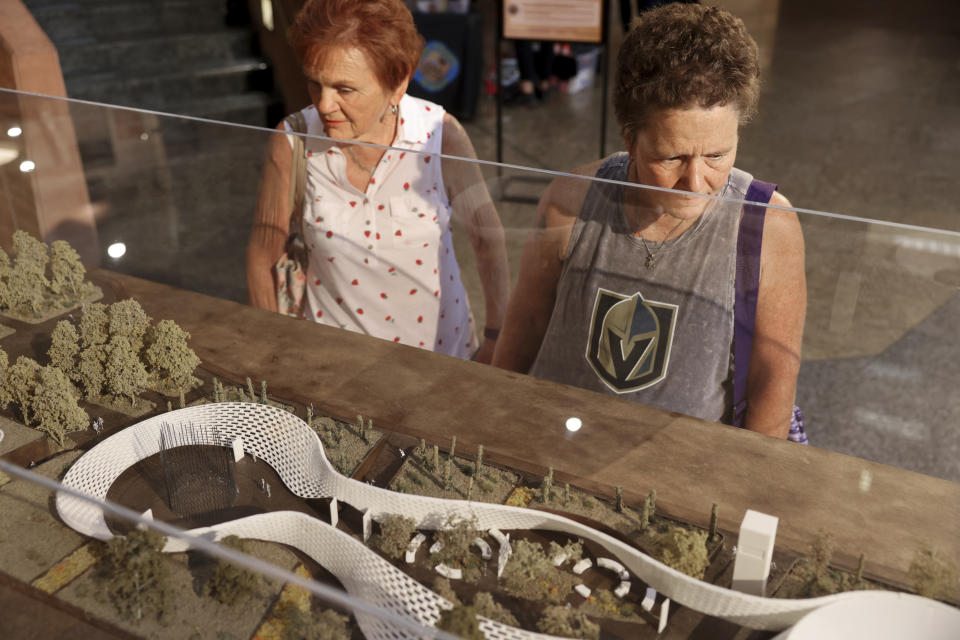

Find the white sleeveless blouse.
xmin=285 ymin=94 xmax=476 ymax=358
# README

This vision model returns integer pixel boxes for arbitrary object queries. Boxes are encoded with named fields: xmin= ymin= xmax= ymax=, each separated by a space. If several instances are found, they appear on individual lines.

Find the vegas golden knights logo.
xmin=586 ymin=289 xmax=677 ymax=393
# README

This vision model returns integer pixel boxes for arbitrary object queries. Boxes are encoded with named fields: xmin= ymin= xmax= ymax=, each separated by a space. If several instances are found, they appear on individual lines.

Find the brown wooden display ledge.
xmin=89 ymin=268 xmax=959 ymax=593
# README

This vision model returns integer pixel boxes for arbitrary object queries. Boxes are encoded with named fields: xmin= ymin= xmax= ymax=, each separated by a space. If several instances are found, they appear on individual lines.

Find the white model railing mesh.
xmin=55 ymin=403 xmax=892 ymax=634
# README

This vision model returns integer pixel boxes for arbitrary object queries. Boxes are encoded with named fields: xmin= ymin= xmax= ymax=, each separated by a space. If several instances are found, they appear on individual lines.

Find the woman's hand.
xmin=473 ymin=338 xmax=496 ymax=365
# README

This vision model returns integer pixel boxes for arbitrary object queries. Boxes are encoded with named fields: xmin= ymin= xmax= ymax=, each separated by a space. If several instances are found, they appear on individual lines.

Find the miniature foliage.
xmin=144 ymin=319 xmax=201 ymax=392
xmin=32 ymin=366 xmax=87 ymax=446
xmin=282 ymin=606 xmax=351 ymax=640
xmin=433 ymin=576 xmax=461 ymax=605
xmin=49 ymin=320 xmax=80 ymax=372
xmin=375 ymin=515 xmax=418 ymax=561
xmin=536 ymin=605 xmax=600 ymax=640
xmin=0 ymin=348 xmax=10 ymax=409
xmin=104 ymin=336 xmax=149 ymax=406
xmin=76 ymin=344 xmax=107 ymax=398
xmin=49 ymin=240 xmax=86 ymax=296
xmin=909 ymin=544 xmax=958 ymax=601
xmin=436 ymin=604 xmax=485 ymax=640
xmin=472 ymin=591 xmax=518 ymax=627
xmin=432 ymin=516 xmax=484 ymax=582
xmin=98 ymin=529 xmax=171 ymax=623
xmin=4 ymin=356 xmax=42 ymax=424
xmin=810 ymin=529 xmax=834 ymax=581
xmin=655 ymin=525 xmax=709 ymax=580
xmin=548 ymin=539 xmax=584 ymax=566
xmin=502 ymin=539 xmax=575 ymax=603
xmin=202 ymin=535 xmax=261 ymax=606
xmin=108 ymin=299 xmax=150 ymax=351
xmin=79 ymin=302 xmax=109 ymax=348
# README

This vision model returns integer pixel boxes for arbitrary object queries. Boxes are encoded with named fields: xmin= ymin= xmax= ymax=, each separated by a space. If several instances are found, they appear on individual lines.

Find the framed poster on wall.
xmin=503 ymin=0 xmax=603 ymax=43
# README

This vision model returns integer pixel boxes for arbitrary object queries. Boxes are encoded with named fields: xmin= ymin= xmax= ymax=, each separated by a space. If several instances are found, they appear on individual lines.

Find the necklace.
xmin=344 ymin=144 xmax=376 ymax=175
xmin=635 ymin=217 xmax=685 ymax=269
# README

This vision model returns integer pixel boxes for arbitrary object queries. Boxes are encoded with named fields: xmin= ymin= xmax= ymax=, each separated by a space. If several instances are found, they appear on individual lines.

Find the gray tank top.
xmin=529 ymin=153 xmax=753 ymax=423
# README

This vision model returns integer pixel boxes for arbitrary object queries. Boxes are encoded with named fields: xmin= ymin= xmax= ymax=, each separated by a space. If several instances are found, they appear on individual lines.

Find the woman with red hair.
xmin=248 ymin=0 xmax=508 ymax=363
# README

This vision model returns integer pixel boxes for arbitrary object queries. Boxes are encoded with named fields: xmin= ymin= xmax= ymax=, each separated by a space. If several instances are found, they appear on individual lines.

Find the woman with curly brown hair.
xmin=247 ymin=0 xmax=508 ymax=363
xmin=494 ymin=4 xmax=807 ymax=440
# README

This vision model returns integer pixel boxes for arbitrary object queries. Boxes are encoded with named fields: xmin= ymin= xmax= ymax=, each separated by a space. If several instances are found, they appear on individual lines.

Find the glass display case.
xmin=0 ymin=88 xmax=958 ymax=639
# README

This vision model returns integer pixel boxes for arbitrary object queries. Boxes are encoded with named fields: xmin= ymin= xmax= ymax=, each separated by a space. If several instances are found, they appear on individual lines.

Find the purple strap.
xmin=732 ymin=179 xmax=777 ymax=428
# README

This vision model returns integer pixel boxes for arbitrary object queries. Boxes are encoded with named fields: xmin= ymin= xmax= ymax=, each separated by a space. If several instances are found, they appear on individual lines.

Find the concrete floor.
xmin=19 ymin=0 xmax=957 ymax=482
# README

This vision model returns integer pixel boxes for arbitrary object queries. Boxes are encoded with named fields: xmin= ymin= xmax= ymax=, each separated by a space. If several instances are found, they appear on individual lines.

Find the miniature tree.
xmin=615 ymin=485 xmax=624 ymax=512
xmin=708 ymin=503 xmax=719 ymax=542
xmin=375 ymin=515 xmax=418 ymax=561
xmin=108 ymin=299 xmax=150 ymax=352
xmin=432 ymin=516 xmax=484 ymax=582
xmin=854 ymin=553 xmax=866 ymax=587
xmin=48 ymin=240 xmax=87 ymax=297
xmin=449 ymin=435 xmax=457 ymax=460
xmin=143 ymin=319 xmax=200 ymax=393
xmin=810 ymin=529 xmax=834 ymax=585
xmin=0 ymin=348 xmax=10 ymax=409
xmin=6 ymin=267 xmax=44 ymax=315
xmin=433 ymin=576 xmax=461 ymax=605
xmin=79 ymin=302 xmax=110 ymax=348
xmin=540 ymin=466 xmax=554 ymax=503
xmin=655 ymin=525 xmax=709 ymax=580
xmin=283 ymin=604 xmax=351 ymax=640
xmin=474 ymin=444 xmax=484 ymax=476
xmin=202 ymin=535 xmax=261 ymax=606
xmin=432 ymin=444 xmax=440 ymax=471
xmin=639 ymin=496 xmax=650 ymax=532
xmin=909 ymin=543 xmax=958 ymax=601
xmin=472 ymin=592 xmax=518 ymax=627
xmin=12 ymin=230 xmax=49 ymax=286
xmin=76 ymin=343 xmax=107 ymax=399
xmin=501 ymin=539 xmax=574 ymax=603
xmin=32 ymin=366 xmax=87 ymax=446
xmin=466 ymin=476 xmax=474 ymax=500
xmin=548 ymin=539 xmax=584 ymax=566
xmin=104 ymin=336 xmax=149 ymax=406
xmin=4 ymin=355 xmax=41 ymax=424
xmin=48 ymin=320 xmax=80 ymax=373
xmin=246 ymin=376 xmax=256 ymax=400
xmin=536 ymin=605 xmax=600 ymax=640
xmin=436 ymin=604 xmax=485 ymax=640
xmin=648 ymin=488 xmax=657 ymax=516
xmin=98 ymin=528 xmax=171 ymax=623
xmin=563 ymin=482 xmax=571 ymax=505
xmin=0 ymin=249 xmax=11 ymax=309
xmin=260 ymin=379 xmax=267 ymax=403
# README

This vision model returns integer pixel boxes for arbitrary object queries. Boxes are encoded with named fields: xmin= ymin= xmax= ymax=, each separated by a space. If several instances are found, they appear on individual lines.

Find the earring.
xmin=390 ymin=104 xmax=398 ymax=116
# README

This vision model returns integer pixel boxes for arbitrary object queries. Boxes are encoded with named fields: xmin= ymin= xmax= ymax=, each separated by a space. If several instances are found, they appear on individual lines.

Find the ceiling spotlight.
xmin=19 ymin=160 xmax=35 ymax=172
xmin=7 ymin=126 xmax=22 ymax=138
xmin=565 ymin=417 xmax=582 ymax=433
xmin=107 ymin=242 xmax=127 ymax=259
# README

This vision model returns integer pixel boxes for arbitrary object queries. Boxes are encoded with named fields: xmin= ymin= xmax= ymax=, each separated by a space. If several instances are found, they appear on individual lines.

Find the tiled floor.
xmin=14 ymin=0 xmax=958 ymax=482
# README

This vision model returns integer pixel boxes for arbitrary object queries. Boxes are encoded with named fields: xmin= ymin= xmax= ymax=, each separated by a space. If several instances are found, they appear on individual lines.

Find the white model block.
xmin=551 ymin=551 xmax=568 ymax=567
xmin=473 ymin=537 xmax=492 ymax=560
xmin=362 ymin=509 xmax=372 ymax=542
xmin=497 ymin=535 xmax=512 ymax=578
xmin=429 ymin=541 xmax=444 ymax=554
xmin=658 ymin=598 xmax=671 ymax=633
xmin=574 ymin=584 xmax=592 ymax=598
xmin=137 ymin=509 xmax=153 ymax=530
xmin=405 ymin=533 xmax=426 ymax=564
xmin=641 ymin=587 xmax=656 ymax=611
xmin=732 ymin=509 xmax=779 ymax=596
xmin=329 ymin=497 xmax=338 ymax=527
xmin=614 ymin=581 xmax=630 ymax=599
xmin=597 ymin=557 xmax=626 ymax=576
xmin=232 ymin=437 xmax=244 ymax=462
xmin=488 ymin=528 xmax=508 ymax=545
xmin=572 ymin=558 xmax=592 ymax=574
xmin=435 ymin=563 xmax=462 ymax=580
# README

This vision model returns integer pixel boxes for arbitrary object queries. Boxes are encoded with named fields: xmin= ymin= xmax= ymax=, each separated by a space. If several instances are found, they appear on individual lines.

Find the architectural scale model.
xmin=53 ymin=403 xmax=960 ymax=639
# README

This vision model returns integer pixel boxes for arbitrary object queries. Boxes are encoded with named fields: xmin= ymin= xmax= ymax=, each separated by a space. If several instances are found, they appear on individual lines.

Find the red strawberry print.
xmin=427 ymin=132 xmax=432 ymax=139
xmin=326 ymin=231 xmax=333 ymax=238
xmin=419 ymin=341 xmax=425 ymax=346
xmin=369 ymin=177 xmax=376 ymax=184
xmin=424 ymin=156 xmax=431 ymax=164
xmin=400 ymin=118 xmax=405 ymax=125
xmin=380 ymin=292 xmax=388 ymax=299
xmin=386 ymin=315 xmax=392 ymax=321
xmin=416 ymin=259 xmax=422 ymax=265
xmin=425 ymin=106 xmax=431 ymax=111
xmin=378 ymin=204 xmax=385 ymax=210
xmin=438 ymin=339 xmax=443 ymax=345
xmin=316 ymin=310 xmax=323 ymax=318
xmin=433 ymin=268 xmax=438 ymax=274
xmin=357 ymin=308 xmax=364 ymax=315
xmin=315 ymin=217 xmax=322 ymax=223
xmin=395 ymin=230 xmax=403 ymax=237
xmin=417 ymin=315 xmax=423 ymax=323
xmin=400 ymin=152 xmax=406 ymax=159
xmin=364 ymin=230 xmax=371 ymax=237
xmin=440 ymin=313 xmax=445 ymax=319
xmin=434 ymin=290 xmax=439 ymax=296
xmin=403 ymin=182 xmax=410 ymax=190
xmin=376 ymin=233 xmax=381 ymax=240
xmin=423 ymin=242 xmax=430 ymax=247
xmin=394 ymin=337 xmax=400 ymax=343
xmin=455 ymin=298 xmax=459 ymax=303
xmin=307 ymin=151 xmax=313 ymax=157
xmin=314 ymin=279 xmax=321 ymax=285
xmin=336 ymin=297 xmax=343 ymax=304
xmin=363 ymin=258 xmax=369 ymax=264
xmin=351 ymin=279 xmax=359 ymax=286
xmin=409 ymin=288 xmax=417 ymax=295
xmin=388 ymin=267 xmax=395 ymax=273
xmin=350 ymin=201 xmax=357 ymax=207
xmin=328 ymin=256 xmax=335 ymax=262
xmin=327 ymin=150 xmax=334 ymax=155
xmin=455 ymin=327 xmax=459 ymax=333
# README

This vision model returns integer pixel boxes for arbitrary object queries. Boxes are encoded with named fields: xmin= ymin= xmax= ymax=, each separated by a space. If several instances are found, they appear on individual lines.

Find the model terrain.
xmin=0 ymin=236 xmax=957 ymax=639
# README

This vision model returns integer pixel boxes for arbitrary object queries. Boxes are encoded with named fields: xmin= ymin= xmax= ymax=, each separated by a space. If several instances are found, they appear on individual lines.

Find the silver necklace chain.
xmin=344 ymin=144 xmax=376 ymax=175
xmin=635 ymin=217 xmax=685 ymax=269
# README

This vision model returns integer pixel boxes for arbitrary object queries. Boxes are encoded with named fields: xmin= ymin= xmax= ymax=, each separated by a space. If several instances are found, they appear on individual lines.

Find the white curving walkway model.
xmin=54 ymin=403 xmax=926 ymax=637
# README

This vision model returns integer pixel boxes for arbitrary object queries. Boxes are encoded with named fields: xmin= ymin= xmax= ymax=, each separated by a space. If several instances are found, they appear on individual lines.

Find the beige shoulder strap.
xmin=284 ymin=111 xmax=308 ymax=223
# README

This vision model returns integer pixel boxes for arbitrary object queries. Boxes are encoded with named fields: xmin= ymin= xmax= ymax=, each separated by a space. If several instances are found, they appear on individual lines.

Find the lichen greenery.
xmin=202 ymin=535 xmax=262 ymax=606
xmin=96 ymin=529 xmax=172 ymax=624
xmin=654 ymin=524 xmax=709 ymax=580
